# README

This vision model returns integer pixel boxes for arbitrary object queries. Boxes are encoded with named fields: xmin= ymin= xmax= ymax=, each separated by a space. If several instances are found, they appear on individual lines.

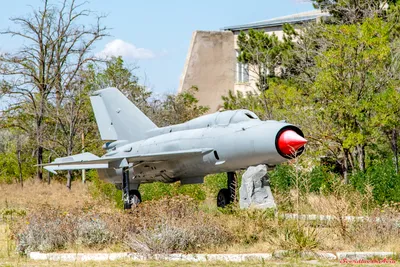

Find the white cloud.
xmin=98 ymin=39 xmax=155 ymax=59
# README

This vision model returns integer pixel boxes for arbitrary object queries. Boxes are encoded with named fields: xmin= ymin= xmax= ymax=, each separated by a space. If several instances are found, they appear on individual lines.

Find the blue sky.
xmin=0 ymin=0 xmax=314 ymax=94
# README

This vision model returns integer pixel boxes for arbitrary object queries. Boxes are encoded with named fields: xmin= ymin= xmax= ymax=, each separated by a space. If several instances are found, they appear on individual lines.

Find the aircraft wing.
xmin=41 ymin=148 xmax=213 ymax=174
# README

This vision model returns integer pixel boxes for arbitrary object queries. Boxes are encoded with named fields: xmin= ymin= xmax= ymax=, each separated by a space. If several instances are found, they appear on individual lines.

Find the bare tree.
xmin=50 ymin=71 xmax=97 ymax=189
xmin=0 ymin=0 xmax=108 ymax=180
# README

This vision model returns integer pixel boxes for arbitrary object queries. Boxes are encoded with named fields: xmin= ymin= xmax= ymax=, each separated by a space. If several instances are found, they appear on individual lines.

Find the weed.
xmin=268 ymin=220 xmax=319 ymax=252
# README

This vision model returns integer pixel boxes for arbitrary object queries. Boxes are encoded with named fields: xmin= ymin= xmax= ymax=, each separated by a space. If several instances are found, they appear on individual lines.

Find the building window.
xmin=236 ymin=50 xmax=249 ymax=83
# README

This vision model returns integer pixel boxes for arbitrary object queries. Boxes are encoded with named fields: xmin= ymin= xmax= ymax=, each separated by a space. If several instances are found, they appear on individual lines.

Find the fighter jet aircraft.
xmin=43 ymin=87 xmax=307 ymax=209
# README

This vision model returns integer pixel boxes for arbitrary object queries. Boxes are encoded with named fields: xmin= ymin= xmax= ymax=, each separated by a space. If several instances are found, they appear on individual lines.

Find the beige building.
xmin=178 ymin=10 xmax=329 ymax=111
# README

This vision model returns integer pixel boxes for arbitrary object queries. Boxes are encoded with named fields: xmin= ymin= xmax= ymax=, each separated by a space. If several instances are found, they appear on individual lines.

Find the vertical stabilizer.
xmin=90 ymin=87 xmax=157 ymax=142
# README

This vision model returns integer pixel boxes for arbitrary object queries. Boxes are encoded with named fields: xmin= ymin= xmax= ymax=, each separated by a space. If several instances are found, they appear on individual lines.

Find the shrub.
xmin=128 ymin=220 xmax=226 ymax=254
xmin=204 ymin=173 xmax=228 ymax=197
xmin=13 ymin=195 xmax=228 ymax=255
xmin=140 ymin=182 xmax=176 ymax=201
xmin=140 ymin=182 xmax=207 ymax=202
xmin=89 ymin=175 xmax=123 ymax=209
xmin=307 ymin=166 xmax=339 ymax=194
xmin=270 ymin=164 xmax=294 ymax=193
xmin=350 ymin=160 xmax=400 ymax=205
xmin=16 ymin=209 xmax=73 ymax=253
xmin=125 ymin=195 xmax=231 ymax=253
xmin=75 ymin=217 xmax=112 ymax=247
xmin=176 ymin=184 xmax=206 ymax=201
xmin=14 ymin=208 xmax=115 ymax=254
xmin=270 ymin=220 xmax=319 ymax=252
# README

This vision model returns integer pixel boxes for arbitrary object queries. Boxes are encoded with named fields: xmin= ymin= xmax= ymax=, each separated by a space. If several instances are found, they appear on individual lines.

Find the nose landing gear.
xmin=217 ymin=172 xmax=237 ymax=208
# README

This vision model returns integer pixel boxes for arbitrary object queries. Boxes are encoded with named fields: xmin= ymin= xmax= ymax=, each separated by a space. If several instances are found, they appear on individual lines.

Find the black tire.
xmin=217 ymin=188 xmax=231 ymax=208
xmin=129 ymin=189 xmax=142 ymax=206
xmin=123 ymin=202 xmax=131 ymax=210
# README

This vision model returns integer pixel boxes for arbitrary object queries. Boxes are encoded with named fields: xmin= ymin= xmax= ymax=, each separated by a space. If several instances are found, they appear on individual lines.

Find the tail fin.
xmin=90 ymin=87 xmax=157 ymax=142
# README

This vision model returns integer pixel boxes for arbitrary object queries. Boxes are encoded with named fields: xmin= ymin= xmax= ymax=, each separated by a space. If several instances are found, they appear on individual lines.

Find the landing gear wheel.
xmin=129 ymin=190 xmax=142 ymax=206
xmin=123 ymin=200 xmax=131 ymax=210
xmin=217 ymin=188 xmax=231 ymax=208
xmin=216 ymin=172 xmax=237 ymax=208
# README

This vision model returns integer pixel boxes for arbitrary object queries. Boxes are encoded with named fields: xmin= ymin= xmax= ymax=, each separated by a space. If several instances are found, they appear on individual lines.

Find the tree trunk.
xmin=66 ymin=171 xmax=73 ymax=190
xmin=357 ymin=144 xmax=366 ymax=172
xmin=391 ymin=129 xmax=399 ymax=174
xmin=16 ymin=139 xmax=23 ymax=188
xmin=36 ymin=104 xmax=44 ymax=181
xmin=47 ymin=155 xmax=52 ymax=184
xmin=37 ymin=146 xmax=43 ymax=180
xmin=349 ymin=150 xmax=355 ymax=174
xmin=343 ymin=149 xmax=350 ymax=184
xmin=66 ymin=142 xmax=74 ymax=190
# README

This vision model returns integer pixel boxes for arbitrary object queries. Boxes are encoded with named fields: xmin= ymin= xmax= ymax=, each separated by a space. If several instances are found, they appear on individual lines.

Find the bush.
xmin=350 ymin=160 xmax=400 ymax=205
xmin=140 ymin=182 xmax=176 ymax=201
xmin=12 ymin=196 xmax=232 ymax=255
xmin=16 ymin=213 xmax=70 ymax=253
xmin=270 ymin=164 xmax=341 ymax=195
xmin=126 ymin=195 xmax=231 ymax=253
xmin=307 ymin=166 xmax=340 ymax=194
xmin=140 ymin=182 xmax=206 ymax=202
xmin=269 ymin=220 xmax=319 ymax=252
xmin=89 ymin=175 xmax=123 ymax=209
xmin=75 ymin=217 xmax=112 ymax=247
xmin=270 ymin=164 xmax=294 ymax=193
xmin=204 ymin=173 xmax=228 ymax=197
xmin=128 ymin=221 xmax=226 ymax=254
xmin=14 ymin=208 xmax=115 ymax=254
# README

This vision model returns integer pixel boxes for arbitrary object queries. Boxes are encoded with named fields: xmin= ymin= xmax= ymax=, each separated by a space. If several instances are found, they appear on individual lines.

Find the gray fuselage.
xmin=98 ymin=109 xmax=303 ymax=186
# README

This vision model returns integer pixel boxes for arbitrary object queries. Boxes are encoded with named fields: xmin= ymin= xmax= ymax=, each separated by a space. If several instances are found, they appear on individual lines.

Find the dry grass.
xmin=272 ymin=186 xmax=400 ymax=253
xmin=1 ymin=180 xmax=400 ymax=257
xmin=125 ymin=196 xmax=231 ymax=254
xmin=6 ymin=194 xmax=230 ymax=255
xmin=0 ymin=180 xmax=113 ymax=212
xmin=0 ymin=224 xmax=316 ymax=267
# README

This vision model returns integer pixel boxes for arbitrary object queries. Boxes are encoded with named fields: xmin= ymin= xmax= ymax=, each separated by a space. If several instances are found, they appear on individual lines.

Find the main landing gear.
xmin=217 ymin=172 xmax=237 ymax=208
xmin=122 ymin=167 xmax=142 ymax=209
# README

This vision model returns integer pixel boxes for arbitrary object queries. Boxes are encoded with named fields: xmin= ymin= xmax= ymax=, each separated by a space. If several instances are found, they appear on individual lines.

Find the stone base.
xmin=239 ymin=165 xmax=276 ymax=209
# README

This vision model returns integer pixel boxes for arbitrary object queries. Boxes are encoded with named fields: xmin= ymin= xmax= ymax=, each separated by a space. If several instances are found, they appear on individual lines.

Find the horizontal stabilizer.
xmin=41 ymin=149 xmax=214 ymax=171
xmin=45 ymin=164 xmax=108 ymax=174
xmin=52 ymin=152 xmax=100 ymax=163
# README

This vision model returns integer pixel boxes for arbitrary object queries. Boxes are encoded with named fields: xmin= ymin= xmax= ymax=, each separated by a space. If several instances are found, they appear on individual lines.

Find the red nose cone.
xmin=278 ymin=130 xmax=307 ymax=155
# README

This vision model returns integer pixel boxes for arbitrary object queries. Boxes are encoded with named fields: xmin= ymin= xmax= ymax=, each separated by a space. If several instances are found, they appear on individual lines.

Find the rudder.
xmin=90 ymin=87 xmax=157 ymax=142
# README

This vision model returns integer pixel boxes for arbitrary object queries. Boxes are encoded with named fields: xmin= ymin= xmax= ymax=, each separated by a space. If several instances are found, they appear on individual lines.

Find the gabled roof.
xmin=222 ymin=10 xmax=330 ymax=31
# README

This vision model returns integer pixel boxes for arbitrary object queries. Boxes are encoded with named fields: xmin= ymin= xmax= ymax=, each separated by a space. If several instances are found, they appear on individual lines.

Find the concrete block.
xmin=337 ymin=251 xmax=396 ymax=260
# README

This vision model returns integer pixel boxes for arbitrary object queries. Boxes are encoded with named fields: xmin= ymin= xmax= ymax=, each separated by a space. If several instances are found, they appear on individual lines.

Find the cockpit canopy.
xmin=186 ymin=109 xmax=260 ymax=128
xmin=147 ymin=109 xmax=261 ymax=137
xmin=214 ymin=110 xmax=259 ymax=126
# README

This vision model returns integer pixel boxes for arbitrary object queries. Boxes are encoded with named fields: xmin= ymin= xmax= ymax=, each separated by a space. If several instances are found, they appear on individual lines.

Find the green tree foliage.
xmin=310 ymin=18 xmax=394 ymax=174
xmin=350 ymin=159 xmax=400 ymax=204
xmin=225 ymin=12 xmax=400 ymax=185
xmin=236 ymin=25 xmax=296 ymax=91
xmin=222 ymin=80 xmax=307 ymax=121
xmin=150 ymin=86 xmax=209 ymax=126
xmin=0 ymin=130 xmax=35 ymax=183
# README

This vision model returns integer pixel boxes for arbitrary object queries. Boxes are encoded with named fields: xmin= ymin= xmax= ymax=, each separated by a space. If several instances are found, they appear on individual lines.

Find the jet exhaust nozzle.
xmin=276 ymin=128 xmax=307 ymax=158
